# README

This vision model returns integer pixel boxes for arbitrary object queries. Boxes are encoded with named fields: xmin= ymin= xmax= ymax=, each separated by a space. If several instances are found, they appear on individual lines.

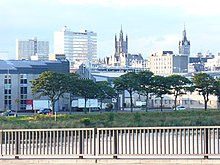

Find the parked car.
xmin=174 ymin=106 xmax=186 ymax=110
xmin=1 ymin=110 xmax=16 ymax=116
xmin=37 ymin=108 xmax=52 ymax=114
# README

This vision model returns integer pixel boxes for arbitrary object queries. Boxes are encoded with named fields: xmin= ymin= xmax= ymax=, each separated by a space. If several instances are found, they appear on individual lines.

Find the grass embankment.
xmin=0 ymin=110 xmax=220 ymax=129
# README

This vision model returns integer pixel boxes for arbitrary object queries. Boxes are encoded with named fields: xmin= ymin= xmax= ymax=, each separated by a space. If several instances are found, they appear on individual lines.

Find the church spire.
xmin=179 ymin=24 xmax=190 ymax=56
xmin=120 ymin=25 xmax=123 ymax=41
xmin=114 ymin=26 xmax=128 ymax=57
xmin=182 ymin=24 xmax=187 ymax=41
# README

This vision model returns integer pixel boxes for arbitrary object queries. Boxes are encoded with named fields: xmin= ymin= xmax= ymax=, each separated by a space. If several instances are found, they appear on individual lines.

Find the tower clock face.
xmin=184 ymin=41 xmax=188 ymax=45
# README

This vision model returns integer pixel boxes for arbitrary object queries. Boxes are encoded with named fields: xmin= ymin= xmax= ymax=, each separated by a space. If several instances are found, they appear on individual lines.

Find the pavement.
xmin=1 ymin=158 xmax=220 ymax=165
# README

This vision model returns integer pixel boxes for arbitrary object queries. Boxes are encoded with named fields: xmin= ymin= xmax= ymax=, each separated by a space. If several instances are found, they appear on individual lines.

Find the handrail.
xmin=0 ymin=126 xmax=219 ymax=159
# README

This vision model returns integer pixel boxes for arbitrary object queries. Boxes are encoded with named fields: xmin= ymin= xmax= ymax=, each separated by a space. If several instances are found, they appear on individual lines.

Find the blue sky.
xmin=1 ymin=0 xmax=220 ymax=59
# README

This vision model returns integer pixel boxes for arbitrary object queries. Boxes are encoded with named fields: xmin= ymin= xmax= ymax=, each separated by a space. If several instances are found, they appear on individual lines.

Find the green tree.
xmin=113 ymin=72 xmax=138 ymax=112
xmin=31 ymin=71 xmax=68 ymax=114
xmin=136 ymin=71 xmax=154 ymax=112
xmin=96 ymin=81 xmax=116 ymax=110
xmin=112 ymin=79 xmax=123 ymax=112
xmin=76 ymin=79 xmax=98 ymax=113
xmin=151 ymin=75 xmax=170 ymax=112
xmin=67 ymin=73 xmax=80 ymax=112
xmin=167 ymin=74 xmax=192 ymax=110
xmin=192 ymin=73 xmax=214 ymax=110
xmin=213 ymin=78 xmax=220 ymax=110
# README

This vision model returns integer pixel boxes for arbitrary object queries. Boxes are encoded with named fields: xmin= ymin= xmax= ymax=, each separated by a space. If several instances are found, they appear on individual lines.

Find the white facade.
xmin=16 ymin=37 xmax=49 ymax=60
xmin=149 ymin=51 xmax=188 ymax=75
xmin=205 ymin=54 xmax=220 ymax=71
xmin=54 ymin=26 xmax=97 ymax=70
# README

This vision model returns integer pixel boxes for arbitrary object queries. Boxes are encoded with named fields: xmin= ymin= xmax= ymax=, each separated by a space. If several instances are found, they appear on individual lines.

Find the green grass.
xmin=1 ymin=110 xmax=220 ymax=129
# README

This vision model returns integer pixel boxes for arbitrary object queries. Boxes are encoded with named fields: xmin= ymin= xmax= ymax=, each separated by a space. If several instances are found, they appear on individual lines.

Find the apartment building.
xmin=16 ymin=37 xmax=49 ymax=60
xmin=54 ymin=26 xmax=97 ymax=71
xmin=148 ymin=51 xmax=188 ymax=75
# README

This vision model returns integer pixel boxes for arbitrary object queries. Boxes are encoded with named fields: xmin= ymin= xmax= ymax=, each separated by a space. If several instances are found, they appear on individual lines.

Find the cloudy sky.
xmin=1 ymin=0 xmax=220 ymax=59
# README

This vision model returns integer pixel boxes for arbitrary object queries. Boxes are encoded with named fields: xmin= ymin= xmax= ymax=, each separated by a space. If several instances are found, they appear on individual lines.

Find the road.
xmin=2 ymin=107 xmax=202 ymax=117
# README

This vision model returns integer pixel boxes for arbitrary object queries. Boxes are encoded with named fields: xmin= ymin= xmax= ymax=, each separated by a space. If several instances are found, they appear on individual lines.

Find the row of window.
xmin=4 ymin=74 xmax=28 ymax=110
xmin=153 ymin=99 xmax=214 ymax=105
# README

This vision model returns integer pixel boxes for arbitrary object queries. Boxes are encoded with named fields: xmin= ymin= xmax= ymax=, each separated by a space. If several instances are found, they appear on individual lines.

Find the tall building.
xmin=179 ymin=26 xmax=190 ymax=56
xmin=107 ymin=26 xmax=128 ymax=66
xmin=114 ymin=26 xmax=128 ymax=57
xmin=54 ymin=26 xmax=97 ymax=71
xmin=16 ymin=37 xmax=49 ymax=60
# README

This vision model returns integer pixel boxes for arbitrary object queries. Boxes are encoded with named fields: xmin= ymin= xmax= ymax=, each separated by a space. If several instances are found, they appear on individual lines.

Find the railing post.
xmin=93 ymin=128 xmax=97 ymax=156
xmin=0 ymin=130 xmax=2 ymax=156
xmin=79 ymin=130 xmax=83 ymax=159
xmin=113 ymin=130 xmax=118 ymax=159
xmin=204 ymin=128 xmax=209 ymax=159
xmin=15 ymin=131 xmax=20 ymax=159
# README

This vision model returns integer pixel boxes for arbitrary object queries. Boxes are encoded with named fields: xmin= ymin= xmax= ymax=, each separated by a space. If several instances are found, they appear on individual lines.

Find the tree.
xmin=31 ymin=71 xmax=68 ymax=114
xmin=112 ymin=78 xmax=124 ymax=112
xmin=96 ymin=81 xmax=116 ymax=110
xmin=66 ymin=73 xmax=80 ymax=112
xmin=192 ymin=73 xmax=214 ymax=110
xmin=213 ymin=78 xmax=220 ymax=110
xmin=76 ymin=79 xmax=98 ymax=113
xmin=136 ymin=71 xmax=154 ymax=112
xmin=151 ymin=75 xmax=170 ymax=112
xmin=113 ymin=72 xmax=138 ymax=112
xmin=167 ymin=74 xmax=192 ymax=110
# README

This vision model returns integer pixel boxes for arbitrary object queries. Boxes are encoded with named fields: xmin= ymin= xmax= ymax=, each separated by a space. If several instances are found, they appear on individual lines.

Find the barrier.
xmin=0 ymin=126 xmax=220 ymax=159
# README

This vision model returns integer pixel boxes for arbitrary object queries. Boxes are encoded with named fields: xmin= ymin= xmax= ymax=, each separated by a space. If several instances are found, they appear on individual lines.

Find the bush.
xmin=33 ymin=114 xmax=51 ymax=120
xmin=80 ymin=117 xmax=91 ymax=126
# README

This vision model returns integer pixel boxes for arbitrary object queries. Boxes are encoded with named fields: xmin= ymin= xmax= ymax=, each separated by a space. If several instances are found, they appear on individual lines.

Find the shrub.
xmin=80 ymin=117 xmax=91 ymax=126
xmin=33 ymin=114 xmax=51 ymax=120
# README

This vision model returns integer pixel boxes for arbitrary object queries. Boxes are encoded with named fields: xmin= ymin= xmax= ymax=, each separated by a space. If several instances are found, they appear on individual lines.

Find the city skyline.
xmin=1 ymin=0 xmax=220 ymax=59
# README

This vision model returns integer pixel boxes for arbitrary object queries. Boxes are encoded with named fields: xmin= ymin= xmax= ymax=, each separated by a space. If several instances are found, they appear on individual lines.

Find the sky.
xmin=1 ymin=0 xmax=220 ymax=60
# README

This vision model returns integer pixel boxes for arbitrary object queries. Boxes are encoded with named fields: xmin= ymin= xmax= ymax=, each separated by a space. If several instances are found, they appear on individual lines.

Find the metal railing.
xmin=0 ymin=126 xmax=220 ymax=158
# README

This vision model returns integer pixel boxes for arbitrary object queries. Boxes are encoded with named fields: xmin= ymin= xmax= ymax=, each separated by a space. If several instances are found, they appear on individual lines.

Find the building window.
xmin=20 ymin=74 xmax=27 ymax=84
xmin=20 ymin=87 xmax=27 ymax=94
xmin=4 ymin=79 xmax=11 ymax=84
xmin=20 ymin=79 xmax=27 ymax=84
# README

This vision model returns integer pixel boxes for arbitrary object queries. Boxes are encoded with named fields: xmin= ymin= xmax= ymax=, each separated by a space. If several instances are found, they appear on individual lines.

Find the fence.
xmin=0 ymin=126 xmax=220 ymax=158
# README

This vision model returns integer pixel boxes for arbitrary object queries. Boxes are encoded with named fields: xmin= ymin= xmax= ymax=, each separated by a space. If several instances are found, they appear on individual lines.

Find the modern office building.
xmin=0 ymin=60 xmax=69 ymax=112
xmin=54 ymin=26 xmax=97 ymax=71
xmin=148 ymin=51 xmax=188 ymax=75
xmin=16 ymin=37 xmax=49 ymax=60
xmin=179 ymin=26 xmax=190 ymax=56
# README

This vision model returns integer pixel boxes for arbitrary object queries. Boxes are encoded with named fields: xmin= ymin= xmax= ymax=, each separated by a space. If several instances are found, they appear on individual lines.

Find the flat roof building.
xmin=0 ymin=60 xmax=69 ymax=111
xmin=148 ymin=51 xmax=188 ymax=75
xmin=16 ymin=37 xmax=49 ymax=60
xmin=54 ymin=26 xmax=97 ymax=71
